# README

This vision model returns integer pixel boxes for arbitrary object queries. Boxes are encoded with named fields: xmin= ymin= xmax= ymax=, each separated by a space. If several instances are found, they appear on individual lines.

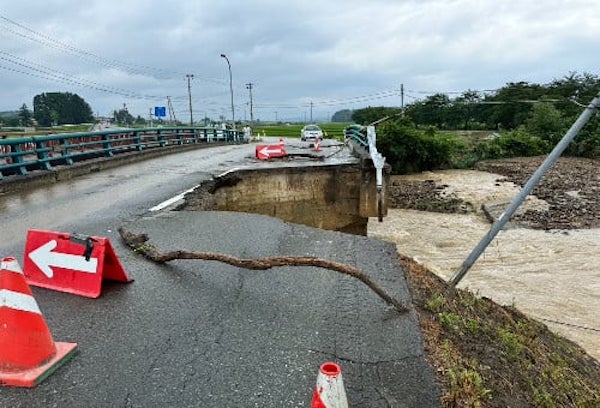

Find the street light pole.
xmin=220 ymin=54 xmax=235 ymax=129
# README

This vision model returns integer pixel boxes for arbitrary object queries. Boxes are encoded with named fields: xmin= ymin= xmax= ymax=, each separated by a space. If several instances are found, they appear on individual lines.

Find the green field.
xmin=250 ymin=122 xmax=353 ymax=140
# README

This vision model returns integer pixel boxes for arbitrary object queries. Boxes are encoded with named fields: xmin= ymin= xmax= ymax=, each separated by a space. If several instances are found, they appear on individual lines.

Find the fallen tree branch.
xmin=118 ymin=227 xmax=408 ymax=313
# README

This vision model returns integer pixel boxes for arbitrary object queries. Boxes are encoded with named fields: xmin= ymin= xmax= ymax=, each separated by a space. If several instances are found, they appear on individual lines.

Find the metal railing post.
xmin=366 ymin=126 xmax=386 ymax=222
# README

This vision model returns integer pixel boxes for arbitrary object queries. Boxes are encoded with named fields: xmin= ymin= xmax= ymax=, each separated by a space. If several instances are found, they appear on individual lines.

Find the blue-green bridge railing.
xmin=0 ymin=126 xmax=245 ymax=180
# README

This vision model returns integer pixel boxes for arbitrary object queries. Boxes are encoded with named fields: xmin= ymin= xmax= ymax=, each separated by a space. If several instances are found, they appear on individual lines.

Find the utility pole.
xmin=310 ymin=101 xmax=313 ymax=123
xmin=400 ymin=83 xmax=405 ymax=114
xmin=167 ymin=96 xmax=177 ymax=124
xmin=246 ymin=82 xmax=254 ymax=123
xmin=186 ymin=74 xmax=194 ymax=126
xmin=148 ymin=108 xmax=153 ymax=127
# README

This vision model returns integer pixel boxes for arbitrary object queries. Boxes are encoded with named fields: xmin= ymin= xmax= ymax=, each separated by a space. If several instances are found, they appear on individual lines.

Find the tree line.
xmin=1 ymin=92 xmax=94 ymax=127
xmin=345 ymin=72 xmax=600 ymax=173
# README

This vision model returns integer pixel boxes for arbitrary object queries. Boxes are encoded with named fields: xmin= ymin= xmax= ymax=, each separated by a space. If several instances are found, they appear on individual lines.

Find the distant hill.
xmin=331 ymin=109 xmax=354 ymax=122
xmin=0 ymin=111 xmax=18 ymax=118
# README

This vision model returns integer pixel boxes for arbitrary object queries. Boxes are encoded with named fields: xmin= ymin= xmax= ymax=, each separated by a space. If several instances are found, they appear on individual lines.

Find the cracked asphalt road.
xmin=1 ymin=143 xmax=440 ymax=407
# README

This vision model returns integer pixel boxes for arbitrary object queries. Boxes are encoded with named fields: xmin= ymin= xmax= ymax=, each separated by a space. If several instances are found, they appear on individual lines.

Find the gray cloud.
xmin=1 ymin=0 xmax=599 ymax=122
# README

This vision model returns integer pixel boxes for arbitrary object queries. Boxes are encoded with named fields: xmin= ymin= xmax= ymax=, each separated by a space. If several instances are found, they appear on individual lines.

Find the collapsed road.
xmin=0 ymin=139 xmax=440 ymax=407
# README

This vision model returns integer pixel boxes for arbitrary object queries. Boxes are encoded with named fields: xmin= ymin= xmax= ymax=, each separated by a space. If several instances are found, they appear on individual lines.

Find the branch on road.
xmin=118 ymin=227 xmax=408 ymax=314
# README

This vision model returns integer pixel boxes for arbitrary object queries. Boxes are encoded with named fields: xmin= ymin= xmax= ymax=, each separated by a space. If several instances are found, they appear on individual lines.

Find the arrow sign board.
xmin=255 ymin=144 xmax=286 ymax=160
xmin=23 ymin=229 xmax=132 ymax=298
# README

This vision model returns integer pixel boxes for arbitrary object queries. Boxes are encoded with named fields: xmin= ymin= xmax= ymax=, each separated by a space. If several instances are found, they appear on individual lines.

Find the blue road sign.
xmin=154 ymin=106 xmax=166 ymax=118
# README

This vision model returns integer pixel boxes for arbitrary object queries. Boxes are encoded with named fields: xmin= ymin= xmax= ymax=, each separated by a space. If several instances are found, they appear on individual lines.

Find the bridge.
xmin=1 ymin=125 xmax=389 ymax=234
xmin=0 ymin=126 xmax=440 ymax=406
xmin=0 ymin=126 xmax=246 ymax=180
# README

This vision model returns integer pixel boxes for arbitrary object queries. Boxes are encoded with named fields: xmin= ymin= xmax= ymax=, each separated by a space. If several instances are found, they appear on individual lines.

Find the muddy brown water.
xmin=368 ymin=170 xmax=600 ymax=361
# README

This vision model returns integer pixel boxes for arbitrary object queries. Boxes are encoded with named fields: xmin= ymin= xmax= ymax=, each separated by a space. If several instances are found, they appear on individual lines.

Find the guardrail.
xmin=0 ymin=126 xmax=245 ymax=180
xmin=344 ymin=124 xmax=369 ymax=149
xmin=344 ymin=124 xmax=387 ymax=221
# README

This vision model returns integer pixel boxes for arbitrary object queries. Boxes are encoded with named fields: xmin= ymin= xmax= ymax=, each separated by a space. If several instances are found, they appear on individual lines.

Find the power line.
xmin=0 ymin=51 xmax=187 ymax=101
xmin=0 ymin=13 xmax=226 ymax=86
xmin=0 ymin=14 xmax=175 ymax=78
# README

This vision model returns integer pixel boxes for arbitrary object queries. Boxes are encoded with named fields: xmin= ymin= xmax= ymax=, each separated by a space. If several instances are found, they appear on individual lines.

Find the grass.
xmin=402 ymin=254 xmax=600 ymax=407
xmin=251 ymin=122 xmax=352 ymax=140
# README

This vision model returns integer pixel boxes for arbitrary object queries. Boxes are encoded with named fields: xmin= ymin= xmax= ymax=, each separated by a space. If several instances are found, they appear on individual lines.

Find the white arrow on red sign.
xmin=258 ymin=146 xmax=284 ymax=158
xmin=28 ymin=240 xmax=98 ymax=278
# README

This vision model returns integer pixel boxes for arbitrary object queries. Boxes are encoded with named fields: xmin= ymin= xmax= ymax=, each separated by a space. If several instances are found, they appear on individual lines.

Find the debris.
xmin=118 ymin=227 xmax=407 ymax=313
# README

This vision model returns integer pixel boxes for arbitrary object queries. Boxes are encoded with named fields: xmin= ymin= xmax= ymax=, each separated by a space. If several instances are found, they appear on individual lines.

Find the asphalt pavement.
xmin=2 ymin=210 xmax=441 ymax=407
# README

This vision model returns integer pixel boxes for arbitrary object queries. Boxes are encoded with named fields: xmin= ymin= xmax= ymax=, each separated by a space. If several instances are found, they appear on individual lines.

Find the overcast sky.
xmin=1 ymin=0 xmax=599 ymax=123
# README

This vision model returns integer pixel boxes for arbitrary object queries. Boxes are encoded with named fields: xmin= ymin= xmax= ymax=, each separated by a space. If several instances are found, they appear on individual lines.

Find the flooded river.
xmin=368 ymin=169 xmax=600 ymax=361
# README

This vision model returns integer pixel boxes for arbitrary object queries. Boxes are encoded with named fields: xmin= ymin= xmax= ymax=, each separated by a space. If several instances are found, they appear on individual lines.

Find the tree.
xmin=351 ymin=106 xmax=401 ymax=125
xmin=405 ymin=93 xmax=451 ymax=129
xmin=452 ymin=90 xmax=486 ymax=130
xmin=523 ymin=102 xmax=567 ymax=145
xmin=33 ymin=92 xmax=94 ymax=126
xmin=18 ymin=103 xmax=33 ymax=126
xmin=547 ymin=72 xmax=600 ymax=120
xmin=485 ymin=82 xmax=544 ymax=129
xmin=0 ymin=112 xmax=19 ymax=127
xmin=113 ymin=108 xmax=134 ymax=126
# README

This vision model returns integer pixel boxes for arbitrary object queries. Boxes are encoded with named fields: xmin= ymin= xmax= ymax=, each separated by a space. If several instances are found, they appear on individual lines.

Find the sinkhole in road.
xmin=178 ymin=165 xmax=371 ymax=235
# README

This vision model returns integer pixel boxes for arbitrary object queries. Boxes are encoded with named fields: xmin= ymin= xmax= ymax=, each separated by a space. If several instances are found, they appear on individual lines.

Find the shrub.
xmin=377 ymin=119 xmax=464 ymax=174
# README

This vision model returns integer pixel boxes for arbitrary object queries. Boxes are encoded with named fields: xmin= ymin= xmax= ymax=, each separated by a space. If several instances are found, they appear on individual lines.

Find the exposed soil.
xmin=474 ymin=157 xmax=600 ymax=230
xmin=389 ymin=156 xmax=600 ymax=230
xmin=386 ymin=156 xmax=600 ymax=406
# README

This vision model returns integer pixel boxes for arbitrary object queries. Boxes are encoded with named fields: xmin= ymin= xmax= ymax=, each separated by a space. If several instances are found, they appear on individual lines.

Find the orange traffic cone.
xmin=311 ymin=362 xmax=348 ymax=408
xmin=314 ymin=138 xmax=322 ymax=152
xmin=0 ymin=257 xmax=78 ymax=387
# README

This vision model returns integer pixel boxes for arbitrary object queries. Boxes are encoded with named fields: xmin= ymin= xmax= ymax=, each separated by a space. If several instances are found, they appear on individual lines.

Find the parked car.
xmin=300 ymin=124 xmax=324 ymax=141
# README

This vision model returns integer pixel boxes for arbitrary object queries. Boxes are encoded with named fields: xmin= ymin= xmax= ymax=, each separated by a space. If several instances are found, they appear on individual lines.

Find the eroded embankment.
xmin=179 ymin=164 xmax=378 ymax=235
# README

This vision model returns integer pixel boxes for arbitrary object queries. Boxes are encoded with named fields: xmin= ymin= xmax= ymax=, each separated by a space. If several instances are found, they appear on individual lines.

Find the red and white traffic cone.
xmin=0 ymin=257 xmax=78 ymax=387
xmin=311 ymin=362 xmax=348 ymax=408
xmin=314 ymin=137 xmax=322 ymax=152
xmin=279 ymin=138 xmax=285 ymax=148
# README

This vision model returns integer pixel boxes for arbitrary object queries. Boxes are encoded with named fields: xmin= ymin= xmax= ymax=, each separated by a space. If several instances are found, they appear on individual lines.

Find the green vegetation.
xmin=33 ymin=92 xmax=94 ymax=126
xmin=349 ymin=72 xmax=600 ymax=174
xmin=403 ymin=254 xmax=600 ymax=407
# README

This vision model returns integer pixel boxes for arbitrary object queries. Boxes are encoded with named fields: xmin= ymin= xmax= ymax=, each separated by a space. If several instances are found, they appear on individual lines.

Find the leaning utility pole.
xmin=246 ymin=82 xmax=254 ymax=123
xmin=450 ymin=91 xmax=600 ymax=286
xmin=186 ymin=74 xmax=194 ymax=126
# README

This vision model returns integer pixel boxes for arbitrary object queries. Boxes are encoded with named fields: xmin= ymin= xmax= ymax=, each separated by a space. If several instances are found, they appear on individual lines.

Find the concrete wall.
xmin=182 ymin=163 xmax=388 ymax=235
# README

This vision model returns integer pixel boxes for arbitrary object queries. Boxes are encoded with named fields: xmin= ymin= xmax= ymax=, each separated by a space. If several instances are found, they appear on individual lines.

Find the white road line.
xmin=149 ymin=185 xmax=198 ymax=212
xmin=215 ymin=167 xmax=240 ymax=178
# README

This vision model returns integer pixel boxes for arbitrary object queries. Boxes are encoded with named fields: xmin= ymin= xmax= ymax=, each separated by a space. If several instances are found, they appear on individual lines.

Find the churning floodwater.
xmin=368 ymin=169 xmax=600 ymax=361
